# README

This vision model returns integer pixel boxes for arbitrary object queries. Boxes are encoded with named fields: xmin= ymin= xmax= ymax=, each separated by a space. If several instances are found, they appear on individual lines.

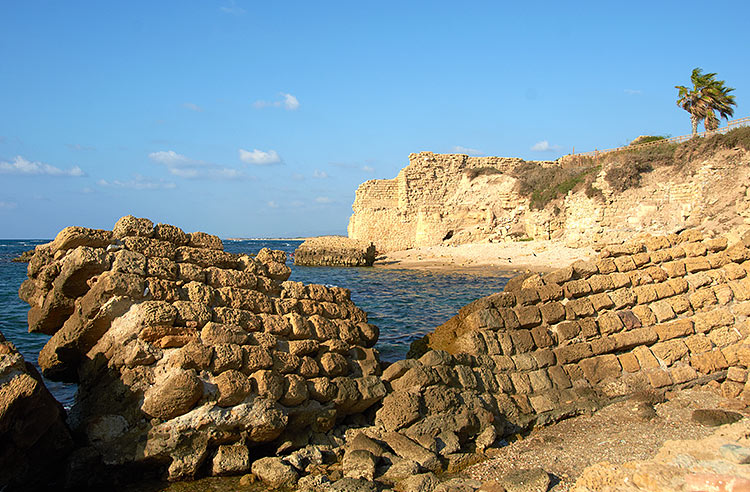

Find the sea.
xmin=0 ymin=239 xmax=511 ymax=409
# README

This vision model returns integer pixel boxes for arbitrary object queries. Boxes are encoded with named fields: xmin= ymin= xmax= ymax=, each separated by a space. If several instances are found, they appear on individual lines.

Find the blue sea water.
xmin=0 ymin=239 xmax=510 ymax=408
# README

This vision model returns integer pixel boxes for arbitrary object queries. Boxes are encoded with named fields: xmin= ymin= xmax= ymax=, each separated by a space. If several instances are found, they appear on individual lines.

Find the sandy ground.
xmin=373 ymin=240 xmax=596 ymax=274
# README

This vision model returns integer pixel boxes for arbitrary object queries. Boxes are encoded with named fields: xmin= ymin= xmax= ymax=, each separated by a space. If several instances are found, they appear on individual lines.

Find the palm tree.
xmin=676 ymin=68 xmax=736 ymax=135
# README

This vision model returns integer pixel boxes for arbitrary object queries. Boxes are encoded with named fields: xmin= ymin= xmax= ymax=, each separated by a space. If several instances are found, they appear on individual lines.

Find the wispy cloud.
xmin=362 ymin=165 xmax=375 ymax=173
xmin=0 ymin=156 xmax=85 ymax=176
xmin=253 ymin=93 xmax=300 ymax=111
xmin=315 ymin=196 xmax=333 ymax=204
xmin=98 ymin=174 xmax=177 ymax=190
xmin=238 ymin=148 xmax=281 ymax=165
xmin=313 ymin=170 xmax=329 ymax=179
xmin=452 ymin=145 xmax=482 ymax=156
xmin=531 ymin=140 xmax=563 ymax=152
xmin=66 ymin=143 xmax=96 ymax=152
xmin=0 ymin=200 xmax=17 ymax=210
xmin=624 ymin=89 xmax=643 ymax=96
xmin=267 ymin=201 xmax=279 ymax=209
xmin=220 ymin=0 xmax=246 ymax=15
xmin=149 ymin=150 xmax=247 ymax=179
xmin=182 ymin=102 xmax=204 ymax=112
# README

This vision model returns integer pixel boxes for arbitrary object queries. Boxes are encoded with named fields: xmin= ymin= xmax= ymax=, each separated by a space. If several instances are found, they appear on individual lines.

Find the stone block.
xmin=708 ymin=326 xmax=741 ymax=348
xmin=529 ymin=394 xmax=555 ymax=413
xmin=597 ymin=312 xmax=624 ymax=335
xmin=631 ymin=305 xmax=656 ymax=326
xmin=510 ymin=329 xmax=535 ymax=353
xmin=545 ymin=266 xmax=573 ymax=285
xmin=590 ymin=293 xmax=615 ymax=311
xmin=510 ymin=373 xmax=532 ymax=394
xmin=689 ymin=288 xmax=718 ymax=311
xmin=723 ymin=262 xmax=747 ymax=280
xmin=555 ymin=321 xmax=580 ymax=342
xmin=707 ymin=253 xmax=730 ymax=268
xmin=596 ymin=258 xmax=617 ymax=274
xmin=614 ymin=256 xmax=637 ymax=272
xmin=547 ymin=365 xmax=572 ymax=389
xmin=690 ymin=349 xmax=729 ymax=374
xmin=654 ymin=319 xmax=694 ymax=341
xmin=515 ymin=288 xmax=540 ymax=306
xmin=651 ymin=339 xmax=689 ymax=366
xmin=530 ymin=326 xmax=554 ymax=348
xmin=670 ymin=364 xmax=698 ymax=384
xmin=684 ymin=257 xmax=711 ymax=273
xmin=633 ymin=346 xmax=660 ymax=369
xmin=650 ymin=250 xmax=672 ymax=263
xmin=609 ymin=289 xmax=635 ymax=309
xmin=532 ymin=349 xmax=556 ymax=368
xmin=498 ymin=309 xmax=521 ymax=330
xmin=727 ymin=366 xmax=747 ymax=383
xmin=579 ymin=354 xmax=621 ymax=384
xmin=539 ymin=302 xmax=565 ymax=325
xmin=714 ymin=284 xmax=734 ymax=305
xmin=554 ymin=343 xmax=592 ymax=364
xmin=662 ymin=260 xmax=686 ymax=278
xmin=617 ymin=310 xmax=642 ymax=330
xmin=610 ymin=272 xmax=632 ymax=289
xmin=729 ymin=278 xmax=750 ymax=301
xmin=579 ymin=318 xmax=599 ymax=338
xmin=567 ymin=298 xmax=595 ymax=318
xmin=647 ymin=369 xmax=673 ymax=388
xmin=590 ymin=336 xmax=616 ymax=355
xmin=612 ymin=327 xmax=658 ymax=351
xmin=734 ymin=301 xmax=750 ymax=316
xmin=633 ymin=252 xmax=651 ymax=267
xmin=684 ymin=334 xmax=713 ymax=354
xmin=618 ymin=352 xmax=640 ymax=373
xmin=667 ymin=295 xmax=692 ymax=315
xmin=588 ymin=275 xmax=614 ymax=294
xmin=693 ymin=308 xmax=734 ymax=333
xmin=564 ymin=279 xmax=592 ymax=299
xmin=512 ymin=353 xmax=537 ymax=371
xmin=634 ymin=285 xmax=658 ymax=305
xmin=528 ymin=369 xmax=553 ymax=392
xmin=650 ymin=301 xmax=676 ymax=323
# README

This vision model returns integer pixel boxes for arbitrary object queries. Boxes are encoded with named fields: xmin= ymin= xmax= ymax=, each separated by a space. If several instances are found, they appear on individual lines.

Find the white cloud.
xmin=452 ymin=146 xmax=482 ymax=156
xmin=98 ymin=174 xmax=177 ymax=190
xmin=149 ymin=150 xmax=248 ymax=179
xmin=0 ymin=200 xmax=17 ymax=210
xmin=182 ymin=102 xmax=204 ymax=112
xmin=315 ymin=196 xmax=333 ymax=204
xmin=0 ymin=156 xmax=85 ymax=176
xmin=238 ymin=148 xmax=281 ymax=165
xmin=253 ymin=92 xmax=300 ymax=111
xmin=531 ymin=140 xmax=563 ymax=152
xmin=220 ymin=0 xmax=246 ymax=15
xmin=624 ymin=89 xmax=643 ymax=95
xmin=267 ymin=201 xmax=279 ymax=209
xmin=313 ymin=170 xmax=329 ymax=179
xmin=362 ymin=165 xmax=375 ymax=173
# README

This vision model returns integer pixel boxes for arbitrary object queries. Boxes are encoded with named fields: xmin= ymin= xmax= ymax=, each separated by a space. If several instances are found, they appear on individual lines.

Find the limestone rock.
xmin=251 ymin=456 xmax=299 ymax=489
xmin=294 ymin=236 xmax=376 ymax=267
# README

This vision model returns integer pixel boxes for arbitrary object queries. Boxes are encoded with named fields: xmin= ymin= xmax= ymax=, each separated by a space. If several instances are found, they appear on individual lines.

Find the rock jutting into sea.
xmin=294 ymin=236 xmax=376 ymax=267
xmin=6 ymin=215 xmax=750 ymax=491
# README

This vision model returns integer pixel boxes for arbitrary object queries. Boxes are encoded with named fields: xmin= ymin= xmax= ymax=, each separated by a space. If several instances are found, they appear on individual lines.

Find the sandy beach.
xmin=373 ymin=240 xmax=596 ymax=274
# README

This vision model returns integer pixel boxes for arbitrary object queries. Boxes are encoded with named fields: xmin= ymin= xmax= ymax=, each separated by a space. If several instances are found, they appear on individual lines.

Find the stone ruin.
xmin=294 ymin=236 xmax=376 ymax=267
xmin=5 ymin=216 xmax=750 ymax=491
xmin=13 ymin=215 xmax=383 ymax=484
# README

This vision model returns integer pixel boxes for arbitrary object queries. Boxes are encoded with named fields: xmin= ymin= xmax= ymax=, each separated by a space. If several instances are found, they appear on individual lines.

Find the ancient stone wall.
xmin=294 ymin=236 xmax=376 ymax=267
xmin=361 ymin=230 xmax=750 ymax=473
xmin=348 ymin=152 xmax=555 ymax=252
xmin=18 ymin=216 xmax=385 ymax=481
xmin=348 ymin=149 xmax=750 ymax=252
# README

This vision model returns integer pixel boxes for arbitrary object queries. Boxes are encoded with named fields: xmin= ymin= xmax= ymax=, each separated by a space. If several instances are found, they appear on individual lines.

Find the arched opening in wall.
xmin=442 ymin=230 xmax=454 ymax=241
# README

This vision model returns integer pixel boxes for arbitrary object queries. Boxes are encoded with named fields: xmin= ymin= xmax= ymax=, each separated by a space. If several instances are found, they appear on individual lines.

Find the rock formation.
xmin=18 ymin=216 xmax=384 ymax=482
xmin=348 ymin=145 xmax=750 ymax=253
xmin=0 ymin=331 xmax=73 ymax=490
xmin=294 ymin=236 xmax=376 ymax=267
xmin=335 ymin=229 xmax=750 ymax=485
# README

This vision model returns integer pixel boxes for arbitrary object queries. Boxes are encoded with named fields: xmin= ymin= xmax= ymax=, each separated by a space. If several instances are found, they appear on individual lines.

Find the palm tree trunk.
xmin=691 ymin=114 xmax=699 ymax=136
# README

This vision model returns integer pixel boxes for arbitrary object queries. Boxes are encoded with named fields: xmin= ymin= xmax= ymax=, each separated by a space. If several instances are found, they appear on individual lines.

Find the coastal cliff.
xmin=348 ymin=131 xmax=750 ymax=253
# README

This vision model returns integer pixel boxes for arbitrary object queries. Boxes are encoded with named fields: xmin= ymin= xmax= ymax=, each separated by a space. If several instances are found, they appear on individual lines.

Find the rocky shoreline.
xmin=4 ymin=217 xmax=750 ymax=491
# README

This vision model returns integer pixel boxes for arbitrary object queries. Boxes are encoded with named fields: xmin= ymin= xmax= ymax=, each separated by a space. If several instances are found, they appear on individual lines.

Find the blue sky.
xmin=1 ymin=1 xmax=748 ymax=239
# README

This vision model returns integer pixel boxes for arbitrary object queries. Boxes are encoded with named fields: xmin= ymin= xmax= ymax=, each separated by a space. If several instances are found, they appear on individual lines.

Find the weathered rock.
xmin=212 ymin=442 xmax=250 ymax=476
xmin=0 ymin=331 xmax=73 ymax=490
xmin=397 ymin=472 xmax=440 ymax=492
xmin=343 ymin=449 xmax=377 ymax=481
xmin=251 ymin=456 xmax=299 ymax=488
xmin=294 ymin=236 xmax=376 ymax=267
xmin=692 ymin=408 xmax=744 ymax=427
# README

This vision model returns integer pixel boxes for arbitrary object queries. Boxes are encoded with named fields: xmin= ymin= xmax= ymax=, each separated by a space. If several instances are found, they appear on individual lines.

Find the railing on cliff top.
xmin=569 ymin=116 xmax=750 ymax=159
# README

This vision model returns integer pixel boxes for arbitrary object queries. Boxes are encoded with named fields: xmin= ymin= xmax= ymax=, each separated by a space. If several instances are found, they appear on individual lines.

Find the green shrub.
xmin=512 ymin=163 xmax=599 ymax=210
xmin=630 ymin=135 xmax=668 ymax=146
